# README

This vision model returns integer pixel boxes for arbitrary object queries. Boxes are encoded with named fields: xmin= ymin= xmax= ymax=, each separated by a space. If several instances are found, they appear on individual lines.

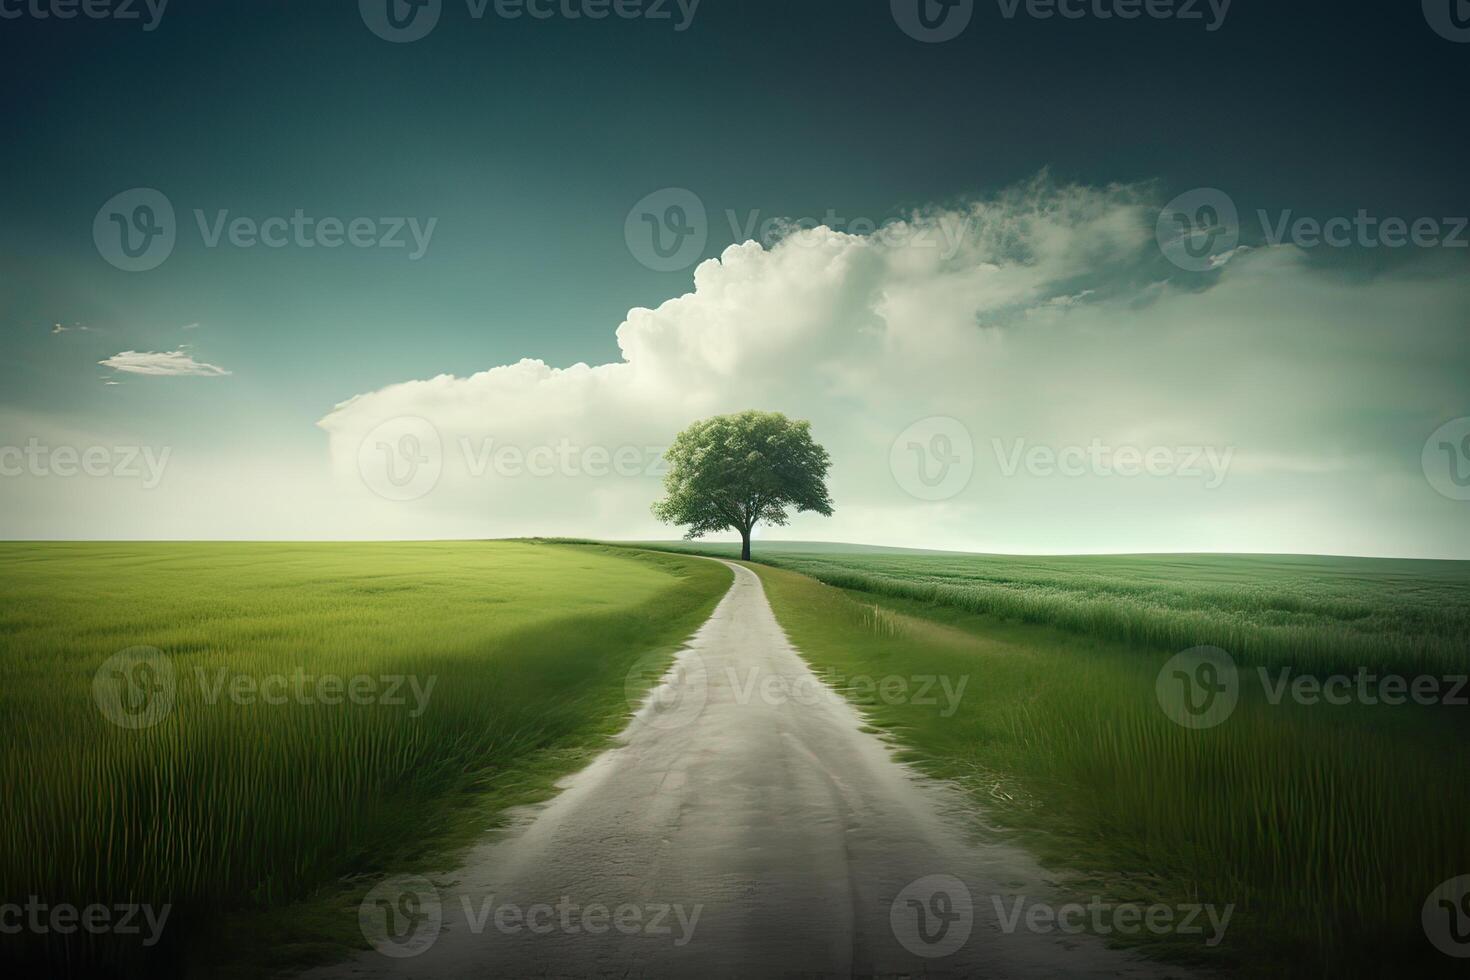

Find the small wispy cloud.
xmin=1208 ymin=245 xmax=1251 ymax=269
xmin=99 ymin=350 xmax=232 ymax=377
xmin=181 ymin=322 xmax=200 ymax=330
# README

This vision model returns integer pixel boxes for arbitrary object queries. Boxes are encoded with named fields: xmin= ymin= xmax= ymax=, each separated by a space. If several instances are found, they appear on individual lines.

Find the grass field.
xmin=0 ymin=541 xmax=731 ymax=976
xmin=638 ymin=542 xmax=1470 ymax=676
xmin=7 ymin=538 xmax=1466 ymax=976
xmin=707 ymin=548 xmax=1470 ymax=977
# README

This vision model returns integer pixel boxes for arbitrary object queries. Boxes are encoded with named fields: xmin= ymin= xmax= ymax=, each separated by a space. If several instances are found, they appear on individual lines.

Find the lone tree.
xmin=653 ymin=411 xmax=834 ymax=562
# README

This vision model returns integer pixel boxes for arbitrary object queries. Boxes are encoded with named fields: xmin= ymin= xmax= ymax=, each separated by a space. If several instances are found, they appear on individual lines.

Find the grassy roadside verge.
xmin=0 ymin=541 xmax=731 ymax=978
xmin=744 ymin=560 xmax=1470 ymax=978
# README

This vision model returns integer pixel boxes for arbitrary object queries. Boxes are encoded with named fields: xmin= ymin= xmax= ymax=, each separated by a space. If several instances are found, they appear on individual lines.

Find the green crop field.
xmin=0 ymin=541 xmax=730 ymax=975
xmin=638 ymin=544 xmax=1470 ymax=977
xmin=637 ymin=542 xmax=1470 ymax=675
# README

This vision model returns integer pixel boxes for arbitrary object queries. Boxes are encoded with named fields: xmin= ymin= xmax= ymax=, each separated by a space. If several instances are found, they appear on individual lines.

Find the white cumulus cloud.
xmin=317 ymin=177 xmax=1470 ymax=557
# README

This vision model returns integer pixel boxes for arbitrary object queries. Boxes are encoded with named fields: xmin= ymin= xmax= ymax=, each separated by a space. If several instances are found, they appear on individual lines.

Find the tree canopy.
xmin=652 ymin=411 xmax=834 ymax=561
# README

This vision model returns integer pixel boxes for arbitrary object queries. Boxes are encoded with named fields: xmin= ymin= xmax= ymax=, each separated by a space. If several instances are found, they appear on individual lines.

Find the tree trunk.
xmin=740 ymin=530 xmax=751 ymax=562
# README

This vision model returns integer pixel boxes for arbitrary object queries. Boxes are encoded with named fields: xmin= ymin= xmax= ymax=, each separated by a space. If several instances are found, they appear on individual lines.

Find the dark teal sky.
xmin=2 ymin=1 xmax=1467 ymax=549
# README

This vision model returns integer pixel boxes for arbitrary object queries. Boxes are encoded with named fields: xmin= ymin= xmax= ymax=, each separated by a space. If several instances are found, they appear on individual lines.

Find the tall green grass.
xmin=749 ymin=561 xmax=1470 ymax=977
xmin=640 ymin=544 xmax=1470 ymax=675
xmin=0 ymin=541 xmax=730 ymax=976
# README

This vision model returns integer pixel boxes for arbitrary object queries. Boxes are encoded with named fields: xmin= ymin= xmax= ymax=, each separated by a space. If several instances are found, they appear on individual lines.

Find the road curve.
xmin=316 ymin=560 xmax=1190 ymax=979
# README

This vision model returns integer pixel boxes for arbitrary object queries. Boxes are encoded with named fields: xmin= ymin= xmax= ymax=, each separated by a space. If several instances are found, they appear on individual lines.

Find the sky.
xmin=1 ymin=1 xmax=1467 ymax=555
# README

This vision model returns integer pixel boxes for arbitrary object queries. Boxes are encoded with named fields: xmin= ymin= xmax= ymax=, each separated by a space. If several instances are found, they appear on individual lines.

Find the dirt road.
xmin=317 ymin=561 xmax=1189 ymax=978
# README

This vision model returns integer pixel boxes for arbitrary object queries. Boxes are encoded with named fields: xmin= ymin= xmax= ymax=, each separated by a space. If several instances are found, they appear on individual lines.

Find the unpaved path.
xmin=315 ymin=560 xmax=1193 ymax=978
